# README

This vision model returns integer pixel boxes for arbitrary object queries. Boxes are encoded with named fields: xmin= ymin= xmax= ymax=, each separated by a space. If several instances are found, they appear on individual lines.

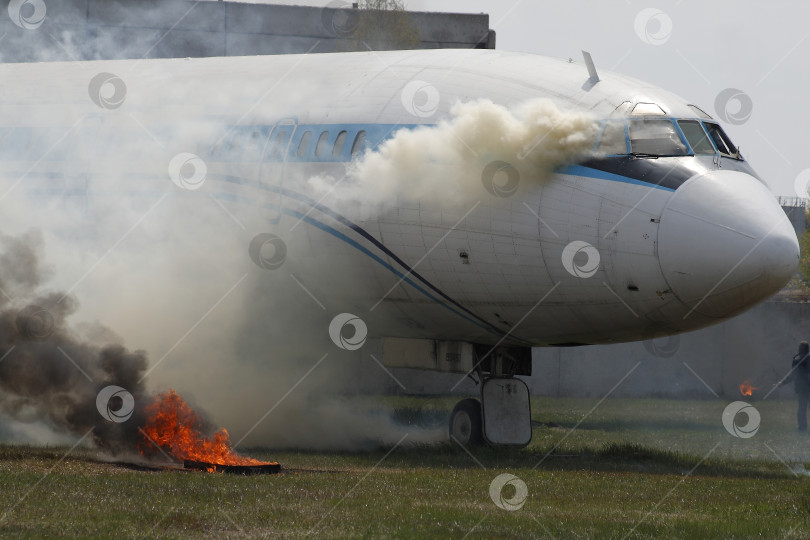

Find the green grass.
xmin=2 ymin=397 xmax=810 ymax=538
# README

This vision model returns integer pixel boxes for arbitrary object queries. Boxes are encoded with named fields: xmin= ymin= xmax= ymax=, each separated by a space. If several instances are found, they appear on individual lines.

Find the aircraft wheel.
xmin=449 ymin=398 xmax=483 ymax=445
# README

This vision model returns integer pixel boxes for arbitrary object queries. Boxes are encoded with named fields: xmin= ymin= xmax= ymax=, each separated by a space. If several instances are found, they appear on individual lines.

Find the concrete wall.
xmin=530 ymin=300 xmax=810 ymax=400
xmin=0 ymin=0 xmax=493 ymax=64
xmin=781 ymin=203 xmax=807 ymax=238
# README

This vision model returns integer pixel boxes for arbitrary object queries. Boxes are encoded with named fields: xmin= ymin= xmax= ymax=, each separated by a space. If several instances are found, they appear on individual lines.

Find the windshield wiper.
xmin=628 ymin=152 xmax=659 ymax=159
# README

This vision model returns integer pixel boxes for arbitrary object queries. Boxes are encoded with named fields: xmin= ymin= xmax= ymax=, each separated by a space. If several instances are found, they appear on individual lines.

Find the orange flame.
xmin=739 ymin=380 xmax=759 ymax=397
xmin=138 ymin=390 xmax=274 ymax=468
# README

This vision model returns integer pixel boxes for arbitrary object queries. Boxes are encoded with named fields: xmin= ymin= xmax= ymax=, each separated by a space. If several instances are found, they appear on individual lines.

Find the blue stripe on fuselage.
xmin=558 ymin=164 xmax=676 ymax=191
xmin=215 ymin=122 xmax=681 ymax=192
xmin=282 ymin=206 xmax=506 ymax=337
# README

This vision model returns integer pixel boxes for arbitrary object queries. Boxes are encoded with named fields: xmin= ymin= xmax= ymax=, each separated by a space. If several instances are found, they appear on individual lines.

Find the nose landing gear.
xmin=448 ymin=346 xmax=533 ymax=447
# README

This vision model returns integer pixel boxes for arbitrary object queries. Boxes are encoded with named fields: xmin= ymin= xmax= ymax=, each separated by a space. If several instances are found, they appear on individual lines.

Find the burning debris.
xmin=183 ymin=459 xmax=281 ymax=475
xmin=138 ymin=390 xmax=278 ymax=472
xmin=0 ymin=232 xmax=276 ymax=471
xmin=739 ymin=380 xmax=759 ymax=397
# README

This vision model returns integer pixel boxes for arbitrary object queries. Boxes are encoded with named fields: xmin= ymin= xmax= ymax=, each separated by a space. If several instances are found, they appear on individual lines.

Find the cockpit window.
xmin=628 ymin=118 xmax=688 ymax=156
xmin=612 ymin=101 xmax=632 ymax=117
xmin=704 ymin=122 xmax=740 ymax=158
xmin=596 ymin=121 xmax=627 ymax=155
xmin=593 ymin=116 xmax=744 ymax=161
xmin=687 ymin=104 xmax=712 ymax=120
xmin=677 ymin=120 xmax=716 ymax=155
xmin=630 ymin=102 xmax=667 ymax=116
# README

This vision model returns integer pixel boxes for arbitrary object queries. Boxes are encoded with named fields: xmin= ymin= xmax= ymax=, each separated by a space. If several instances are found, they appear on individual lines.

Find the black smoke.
xmin=0 ymin=230 xmax=151 ymax=453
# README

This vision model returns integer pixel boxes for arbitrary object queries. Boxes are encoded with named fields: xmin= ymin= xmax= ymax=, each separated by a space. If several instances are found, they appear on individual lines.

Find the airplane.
xmin=0 ymin=48 xmax=798 ymax=447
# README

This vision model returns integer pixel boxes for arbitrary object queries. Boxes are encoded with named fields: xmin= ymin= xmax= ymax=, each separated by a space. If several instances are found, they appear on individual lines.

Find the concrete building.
xmin=0 ymin=0 xmax=494 ymax=64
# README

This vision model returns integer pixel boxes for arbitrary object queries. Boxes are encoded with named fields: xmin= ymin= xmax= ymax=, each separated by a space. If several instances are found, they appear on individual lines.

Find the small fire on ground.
xmin=138 ymin=390 xmax=278 ymax=473
xmin=739 ymin=380 xmax=759 ymax=397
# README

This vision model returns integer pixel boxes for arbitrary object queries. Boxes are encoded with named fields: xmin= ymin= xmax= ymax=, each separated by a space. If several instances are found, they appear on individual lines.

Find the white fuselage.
xmin=0 ymin=50 xmax=799 ymax=347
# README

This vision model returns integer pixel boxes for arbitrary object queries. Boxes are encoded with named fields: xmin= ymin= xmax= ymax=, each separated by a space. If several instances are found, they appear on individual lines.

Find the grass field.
xmin=1 ymin=396 xmax=810 ymax=539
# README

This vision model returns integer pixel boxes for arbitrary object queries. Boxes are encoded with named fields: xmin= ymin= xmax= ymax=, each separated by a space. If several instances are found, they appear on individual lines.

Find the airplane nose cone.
xmin=658 ymin=170 xmax=799 ymax=319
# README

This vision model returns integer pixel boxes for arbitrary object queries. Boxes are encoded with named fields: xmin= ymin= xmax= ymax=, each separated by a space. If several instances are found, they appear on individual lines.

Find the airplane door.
xmin=258 ymin=118 xmax=297 ymax=224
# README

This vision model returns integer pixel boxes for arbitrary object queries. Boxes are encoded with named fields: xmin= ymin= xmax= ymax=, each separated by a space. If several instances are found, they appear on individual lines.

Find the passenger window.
xmin=218 ymin=128 xmax=262 ymax=161
xmin=677 ymin=120 xmax=715 ymax=154
xmin=297 ymin=131 xmax=312 ymax=157
xmin=628 ymin=118 xmax=688 ymax=156
xmin=704 ymin=122 xmax=739 ymax=157
xmin=333 ymin=130 xmax=347 ymax=157
xmin=351 ymin=130 xmax=366 ymax=156
xmin=234 ymin=131 xmax=251 ymax=159
xmin=245 ymin=129 xmax=265 ymax=161
xmin=596 ymin=121 xmax=627 ymax=155
xmin=315 ymin=131 xmax=330 ymax=157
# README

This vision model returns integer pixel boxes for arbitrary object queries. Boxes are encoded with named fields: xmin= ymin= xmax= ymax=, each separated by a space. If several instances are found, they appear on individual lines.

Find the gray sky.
xmin=257 ymin=0 xmax=810 ymax=198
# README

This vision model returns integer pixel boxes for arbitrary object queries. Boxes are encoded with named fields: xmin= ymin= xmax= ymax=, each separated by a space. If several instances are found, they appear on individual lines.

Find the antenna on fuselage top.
xmin=582 ymin=50 xmax=600 ymax=84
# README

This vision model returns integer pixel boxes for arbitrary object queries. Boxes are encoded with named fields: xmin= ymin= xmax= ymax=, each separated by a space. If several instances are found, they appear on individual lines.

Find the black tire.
xmin=449 ymin=398 xmax=483 ymax=446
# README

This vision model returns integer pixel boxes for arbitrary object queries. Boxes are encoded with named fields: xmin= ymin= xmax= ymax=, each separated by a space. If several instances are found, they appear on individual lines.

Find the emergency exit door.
xmin=258 ymin=118 xmax=297 ymax=224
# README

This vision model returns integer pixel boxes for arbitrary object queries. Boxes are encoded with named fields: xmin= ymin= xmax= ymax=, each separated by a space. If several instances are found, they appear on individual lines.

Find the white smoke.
xmin=0 ymin=32 xmax=601 ymax=452
xmin=0 ymin=68 xmax=601 ymax=452
xmin=309 ymin=98 xmax=599 ymax=209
